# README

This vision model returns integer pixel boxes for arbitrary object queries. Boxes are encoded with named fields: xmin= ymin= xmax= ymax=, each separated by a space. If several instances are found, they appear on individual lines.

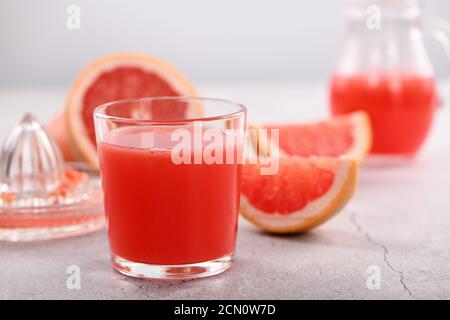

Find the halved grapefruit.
xmin=47 ymin=52 xmax=201 ymax=167
xmin=240 ymin=156 xmax=358 ymax=234
xmin=46 ymin=113 xmax=77 ymax=162
xmin=251 ymin=111 xmax=372 ymax=161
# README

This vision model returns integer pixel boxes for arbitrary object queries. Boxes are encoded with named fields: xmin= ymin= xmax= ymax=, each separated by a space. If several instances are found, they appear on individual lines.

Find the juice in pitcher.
xmin=330 ymin=71 xmax=436 ymax=154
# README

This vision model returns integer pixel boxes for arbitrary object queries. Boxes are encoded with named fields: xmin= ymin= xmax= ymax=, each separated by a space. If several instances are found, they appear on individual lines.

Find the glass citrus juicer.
xmin=330 ymin=0 xmax=450 ymax=155
xmin=0 ymin=114 xmax=104 ymax=241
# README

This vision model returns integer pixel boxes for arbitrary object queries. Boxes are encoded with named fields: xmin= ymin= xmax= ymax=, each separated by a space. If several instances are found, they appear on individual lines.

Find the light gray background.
xmin=1 ymin=0 xmax=449 ymax=86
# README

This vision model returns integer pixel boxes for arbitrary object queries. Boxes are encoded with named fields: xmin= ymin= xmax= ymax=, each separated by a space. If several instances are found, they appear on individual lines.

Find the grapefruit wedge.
xmin=48 ymin=52 xmax=201 ymax=167
xmin=240 ymin=156 xmax=358 ymax=234
xmin=251 ymin=111 xmax=372 ymax=161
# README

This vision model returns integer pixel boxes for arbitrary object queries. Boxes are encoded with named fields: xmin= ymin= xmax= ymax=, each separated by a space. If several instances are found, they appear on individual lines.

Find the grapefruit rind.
xmin=239 ymin=157 xmax=358 ymax=234
xmin=250 ymin=111 xmax=372 ymax=162
xmin=342 ymin=111 xmax=372 ymax=161
xmin=65 ymin=52 xmax=201 ymax=168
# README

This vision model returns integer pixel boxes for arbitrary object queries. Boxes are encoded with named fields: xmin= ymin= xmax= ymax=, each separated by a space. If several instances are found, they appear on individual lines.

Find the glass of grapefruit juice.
xmin=94 ymin=97 xmax=246 ymax=279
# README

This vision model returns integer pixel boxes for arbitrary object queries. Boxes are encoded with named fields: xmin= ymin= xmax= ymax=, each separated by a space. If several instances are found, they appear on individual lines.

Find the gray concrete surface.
xmin=0 ymin=84 xmax=449 ymax=299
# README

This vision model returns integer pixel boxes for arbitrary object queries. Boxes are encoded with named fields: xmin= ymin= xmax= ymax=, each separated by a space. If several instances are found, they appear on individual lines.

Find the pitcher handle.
xmin=424 ymin=17 xmax=450 ymax=108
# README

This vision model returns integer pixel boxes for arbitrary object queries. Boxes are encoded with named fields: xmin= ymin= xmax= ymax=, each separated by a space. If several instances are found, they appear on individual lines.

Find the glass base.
xmin=0 ymin=217 xmax=104 ymax=241
xmin=112 ymin=253 xmax=234 ymax=280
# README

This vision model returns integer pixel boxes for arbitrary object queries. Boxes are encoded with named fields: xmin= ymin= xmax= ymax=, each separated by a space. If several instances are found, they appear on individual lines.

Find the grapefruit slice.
xmin=48 ymin=52 xmax=201 ymax=167
xmin=240 ymin=156 xmax=358 ymax=234
xmin=251 ymin=111 xmax=371 ymax=161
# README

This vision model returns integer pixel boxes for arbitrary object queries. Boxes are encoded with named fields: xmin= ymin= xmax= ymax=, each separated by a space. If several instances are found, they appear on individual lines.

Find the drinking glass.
xmin=94 ymin=97 xmax=246 ymax=279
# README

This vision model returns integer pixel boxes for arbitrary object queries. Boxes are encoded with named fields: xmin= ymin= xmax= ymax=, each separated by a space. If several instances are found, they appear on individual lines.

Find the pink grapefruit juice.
xmin=98 ymin=126 xmax=241 ymax=265
xmin=330 ymin=71 xmax=437 ymax=154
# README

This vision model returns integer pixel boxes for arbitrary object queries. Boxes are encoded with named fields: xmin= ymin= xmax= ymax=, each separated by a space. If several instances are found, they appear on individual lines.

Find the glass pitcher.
xmin=329 ymin=0 xmax=450 ymax=155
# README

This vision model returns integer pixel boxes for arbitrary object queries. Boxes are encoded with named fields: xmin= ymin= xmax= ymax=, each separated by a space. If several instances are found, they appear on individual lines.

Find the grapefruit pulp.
xmin=251 ymin=111 xmax=371 ymax=161
xmin=240 ymin=156 xmax=358 ymax=234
